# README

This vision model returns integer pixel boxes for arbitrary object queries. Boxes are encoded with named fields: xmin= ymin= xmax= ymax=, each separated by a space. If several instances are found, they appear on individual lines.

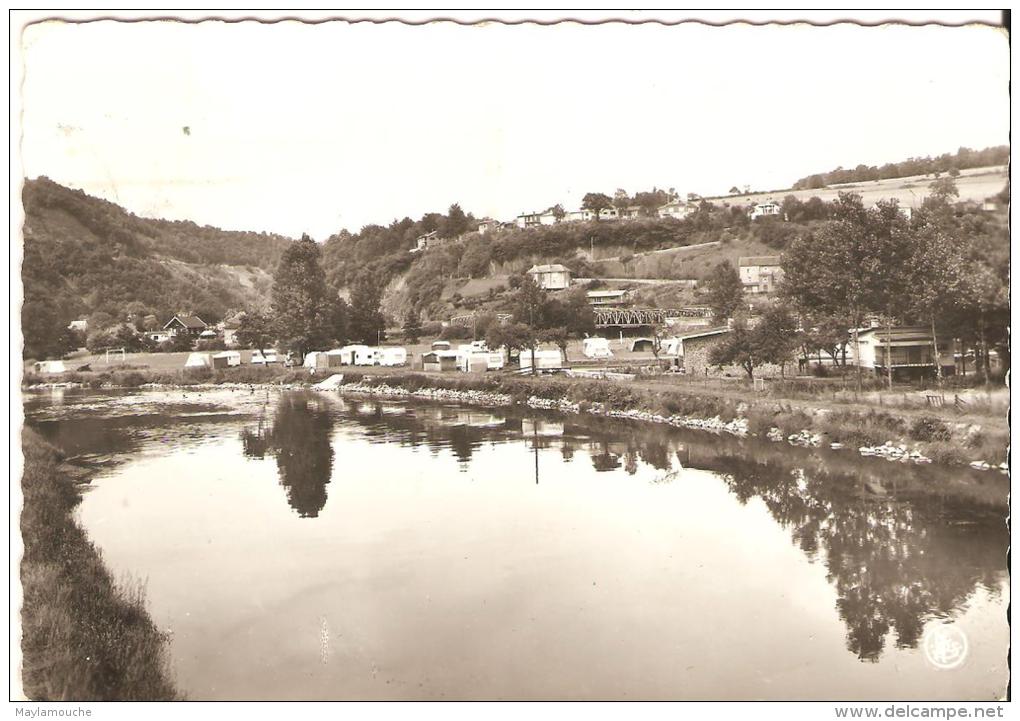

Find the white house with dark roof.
xmin=163 ymin=314 xmax=208 ymax=337
xmin=738 ymin=256 xmax=784 ymax=294
xmin=527 ymin=263 xmax=572 ymax=290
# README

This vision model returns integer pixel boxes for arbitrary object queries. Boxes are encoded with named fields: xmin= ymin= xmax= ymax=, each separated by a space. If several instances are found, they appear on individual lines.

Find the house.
xmin=527 ymin=263 xmax=572 ymax=291
xmin=854 ymin=326 xmax=956 ymax=378
xmin=515 ymin=209 xmax=559 ymax=229
xmin=67 ymin=319 xmax=88 ymax=333
xmin=477 ymin=218 xmax=501 ymax=234
xmin=422 ymin=350 xmax=460 ymax=372
xmin=582 ymin=337 xmax=613 ymax=358
xmin=564 ymin=208 xmax=619 ymax=222
xmin=676 ymin=327 xmax=732 ymax=375
xmin=657 ymin=200 xmax=696 ymax=220
xmin=586 ymin=289 xmax=628 ymax=307
xmin=410 ymin=230 xmax=440 ymax=253
xmin=220 ymin=315 xmax=243 ymax=347
xmin=739 ymin=256 xmax=784 ymax=294
xmin=33 ymin=360 xmax=67 ymax=374
xmin=163 ymin=314 xmax=208 ymax=337
xmin=749 ymin=201 xmax=782 ymax=220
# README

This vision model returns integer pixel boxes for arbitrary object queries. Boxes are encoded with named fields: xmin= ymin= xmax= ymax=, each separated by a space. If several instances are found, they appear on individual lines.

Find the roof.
xmin=678 ymin=326 xmax=732 ymax=341
xmin=739 ymin=256 xmax=782 ymax=267
xmin=586 ymin=289 xmax=627 ymax=297
xmin=528 ymin=264 xmax=570 ymax=274
xmin=164 ymin=314 xmax=207 ymax=330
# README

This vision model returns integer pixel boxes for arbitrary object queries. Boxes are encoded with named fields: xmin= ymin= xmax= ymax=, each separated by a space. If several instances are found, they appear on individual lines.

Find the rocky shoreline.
xmin=22 ymin=376 xmax=1007 ymax=473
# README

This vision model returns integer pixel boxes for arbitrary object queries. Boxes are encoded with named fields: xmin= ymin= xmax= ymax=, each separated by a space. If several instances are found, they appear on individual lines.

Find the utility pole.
xmin=590 ymin=236 xmax=595 ymax=261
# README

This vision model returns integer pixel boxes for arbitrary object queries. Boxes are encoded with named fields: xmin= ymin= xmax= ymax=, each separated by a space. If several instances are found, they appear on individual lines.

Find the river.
xmin=23 ymin=388 xmax=1008 ymax=700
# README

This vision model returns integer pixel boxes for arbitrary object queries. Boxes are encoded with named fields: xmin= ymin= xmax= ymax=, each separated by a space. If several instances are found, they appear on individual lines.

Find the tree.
xmin=271 ymin=235 xmax=334 ymax=361
xmin=485 ymin=322 xmax=535 ymax=367
xmin=236 ymin=309 xmax=273 ymax=357
xmin=703 ymin=261 xmax=745 ymax=320
xmin=612 ymin=189 xmax=631 ymax=214
xmin=402 ymin=309 xmax=422 ymax=343
xmin=709 ymin=306 xmax=796 ymax=380
xmin=540 ymin=327 xmax=570 ymax=363
xmin=347 ymin=274 xmax=386 ymax=345
xmin=633 ymin=189 xmax=670 ymax=216
xmin=581 ymin=192 xmax=614 ymax=222
xmin=729 ymin=186 xmax=741 ymax=195
xmin=511 ymin=273 xmax=549 ymax=328
xmin=443 ymin=203 xmax=470 ymax=238
xmin=928 ymin=177 xmax=959 ymax=204
xmin=551 ymin=204 xmax=566 ymax=222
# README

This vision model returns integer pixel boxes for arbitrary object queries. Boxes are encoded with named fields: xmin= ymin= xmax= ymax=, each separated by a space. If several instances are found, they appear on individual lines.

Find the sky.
xmin=19 ymin=17 xmax=1010 ymax=240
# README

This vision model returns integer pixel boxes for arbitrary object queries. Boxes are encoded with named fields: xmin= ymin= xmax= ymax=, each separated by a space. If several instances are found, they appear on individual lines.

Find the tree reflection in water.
xmin=241 ymin=394 xmax=334 ymax=518
xmin=240 ymin=394 xmax=1006 ymax=661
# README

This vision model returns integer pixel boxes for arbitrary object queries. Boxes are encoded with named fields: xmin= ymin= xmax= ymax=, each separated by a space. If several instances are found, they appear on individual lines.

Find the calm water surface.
xmin=25 ymin=388 xmax=1008 ymax=700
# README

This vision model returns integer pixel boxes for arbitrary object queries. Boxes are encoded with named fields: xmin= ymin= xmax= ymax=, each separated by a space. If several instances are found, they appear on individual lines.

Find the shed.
xmin=303 ymin=351 xmax=330 ymax=369
xmin=582 ymin=337 xmax=613 ymax=358
xmin=184 ymin=352 xmax=213 ymax=369
xmin=377 ymin=347 xmax=408 ymax=367
xmin=33 ymin=360 xmax=67 ymax=374
xmin=422 ymin=350 xmax=459 ymax=372
xmin=325 ymin=349 xmax=346 ymax=367
xmin=211 ymin=351 xmax=241 ymax=368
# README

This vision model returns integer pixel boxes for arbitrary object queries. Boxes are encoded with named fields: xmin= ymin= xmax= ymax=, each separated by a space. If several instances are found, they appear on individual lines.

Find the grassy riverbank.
xmin=23 ymin=364 xmax=1007 ymax=468
xmin=19 ymin=429 xmax=179 ymax=700
xmin=337 ymin=372 xmax=1008 ymax=468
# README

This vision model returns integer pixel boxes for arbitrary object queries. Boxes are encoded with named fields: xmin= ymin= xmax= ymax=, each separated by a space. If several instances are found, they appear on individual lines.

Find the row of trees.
xmin=792 ymin=145 xmax=1008 ymax=189
xmin=698 ymin=181 xmax=1008 ymax=384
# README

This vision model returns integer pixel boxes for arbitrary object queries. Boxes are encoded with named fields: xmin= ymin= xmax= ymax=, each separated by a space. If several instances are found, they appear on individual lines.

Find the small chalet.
xmin=854 ymin=326 xmax=956 ymax=379
xmin=163 ymin=314 xmax=208 ymax=337
xmin=527 ymin=263 xmax=572 ymax=291
xmin=586 ymin=289 xmax=628 ymax=307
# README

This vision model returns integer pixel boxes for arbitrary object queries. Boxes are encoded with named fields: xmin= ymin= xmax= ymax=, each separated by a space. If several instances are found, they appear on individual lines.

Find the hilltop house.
xmin=477 ymin=218 xmax=500 ymax=234
xmin=515 ymin=209 xmax=560 ymax=228
xmin=750 ymin=201 xmax=782 ymax=220
xmin=163 ymin=314 xmax=208 ymax=337
xmin=657 ymin=200 xmax=696 ymax=220
xmin=739 ymin=256 xmax=784 ymax=294
xmin=527 ymin=264 xmax=572 ymax=291
xmin=67 ymin=319 xmax=88 ymax=333
xmin=410 ymin=230 xmax=440 ymax=253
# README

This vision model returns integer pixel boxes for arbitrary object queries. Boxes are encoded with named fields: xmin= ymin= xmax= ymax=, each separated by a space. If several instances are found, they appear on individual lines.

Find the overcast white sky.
xmin=19 ymin=18 xmax=1009 ymax=240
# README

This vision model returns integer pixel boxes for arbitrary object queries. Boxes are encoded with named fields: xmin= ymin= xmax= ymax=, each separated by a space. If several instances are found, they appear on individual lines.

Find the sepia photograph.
xmin=9 ymin=10 xmax=1011 ymax=711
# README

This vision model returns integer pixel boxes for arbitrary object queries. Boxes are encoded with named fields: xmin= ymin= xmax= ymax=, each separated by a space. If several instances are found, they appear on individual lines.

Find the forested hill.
xmin=21 ymin=177 xmax=294 ymax=356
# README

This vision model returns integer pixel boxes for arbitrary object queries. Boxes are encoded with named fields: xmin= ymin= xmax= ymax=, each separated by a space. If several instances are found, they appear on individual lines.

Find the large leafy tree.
xmin=236 ymin=308 xmax=274 ymax=356
xmin=709 ymin=304 xmax=797 ymax=380
xmin=703 ymin=260 xmax=745 ymax=320
xmin=581 ymin=192 xmax=614 ymax=221
xmin=271 ymin=235 xmax=334 ymax=360
xmin=347 ymin=273 xmax=386 ymax=345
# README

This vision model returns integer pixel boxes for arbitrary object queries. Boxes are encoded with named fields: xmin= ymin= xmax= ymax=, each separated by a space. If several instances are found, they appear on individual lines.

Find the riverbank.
xmin=23 ymin=366 xmax=1007 ymax=470
xmin=19 ymin=429 xmax=179 ymax=700
xmin=330 ymin=372 xmax=1007 ymax=471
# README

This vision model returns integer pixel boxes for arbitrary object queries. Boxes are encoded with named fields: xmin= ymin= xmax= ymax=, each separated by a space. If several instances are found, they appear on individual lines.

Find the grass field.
xmin=704 ymin=165 xmax=1007 ymax=209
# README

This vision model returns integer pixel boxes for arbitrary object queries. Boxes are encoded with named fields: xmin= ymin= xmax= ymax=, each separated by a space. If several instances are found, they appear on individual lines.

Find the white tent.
xmin=184 ymin=352 xmax=212 ymax=369
xmin=582 ymin=337 xmax=613 ymax=359
xmin=33 ymin=360 xmax=67 ymax=374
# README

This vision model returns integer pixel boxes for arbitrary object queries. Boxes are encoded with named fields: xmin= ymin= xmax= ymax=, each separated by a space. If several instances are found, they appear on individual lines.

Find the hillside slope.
xmin=21 ymin=177 xmax=290 ymax=358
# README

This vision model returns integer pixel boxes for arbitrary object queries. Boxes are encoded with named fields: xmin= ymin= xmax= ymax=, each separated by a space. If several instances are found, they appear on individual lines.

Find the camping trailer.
xmin=485 ymin=352 xmax=505 ymax=370
xmin=457 ymin=352 xmax=491 ymax=373
xmin=582 ymin=337 xmax=613 ymax=359
xmin=338 ymin=345 xmax=369 ymax=366
xmin=33 ymin=360 xmax=67 ymax=374
xmin=377 ymin=347 xmax=408 ymax=367
xmin=431 ymin=340 xmax=452 ymax=351
xmin=353 ymin=347 xmax=379 ymax=366
xmin=520 ymin=348 xmax=563 ymax=372
xmin=250 ymin=349 xmax=280 ymax=365
xmin=211 ymin=351 xmax=241 ymax=369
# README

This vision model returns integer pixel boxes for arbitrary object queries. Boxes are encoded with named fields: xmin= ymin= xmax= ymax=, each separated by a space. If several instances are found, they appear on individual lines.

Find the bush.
xmin=909 ymin=415 xmax=952 ymax=443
